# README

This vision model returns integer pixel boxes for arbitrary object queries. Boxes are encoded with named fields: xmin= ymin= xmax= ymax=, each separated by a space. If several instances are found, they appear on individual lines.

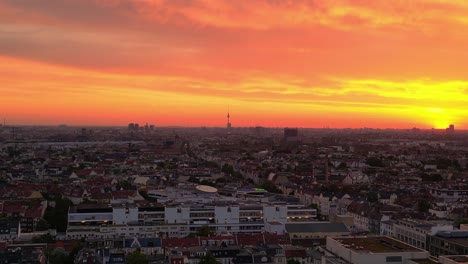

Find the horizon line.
xmin=1 ymin=124 xmax=465 ymax=131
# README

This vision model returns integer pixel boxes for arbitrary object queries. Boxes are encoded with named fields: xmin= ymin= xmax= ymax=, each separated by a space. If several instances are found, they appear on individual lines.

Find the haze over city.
xmin=3 ymin=2 xmax=468 ymax=263
xmin=1 ymin=0 xmax=467 ymax=129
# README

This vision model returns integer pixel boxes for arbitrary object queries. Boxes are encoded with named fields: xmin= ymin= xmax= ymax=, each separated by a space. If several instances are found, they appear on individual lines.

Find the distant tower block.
xmin=446 ymin=124 xmax=455 ymax=134
xmin=227 ymin=111 xmax=232 ymax=129
xmin=284 ymin=128 xmax=299 ymax=142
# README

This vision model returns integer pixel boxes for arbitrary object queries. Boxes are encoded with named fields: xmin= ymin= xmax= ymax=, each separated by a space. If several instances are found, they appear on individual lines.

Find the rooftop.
xmin=409 ymin=258 xmax=438 ymax=264
xmin=335 ymin=236 xmax=424 ymax=253
xmin=443 ymin=255 xmax=468 ymax=262
xmin=434 ymin=231 xmax=468 ymax=247
xmin=286 ymin=222 xmax=350 ymax=233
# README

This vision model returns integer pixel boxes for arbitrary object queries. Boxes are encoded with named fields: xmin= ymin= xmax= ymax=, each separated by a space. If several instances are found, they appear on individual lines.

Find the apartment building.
xmin=393 ymin=219 xmax=453 ymax=250
xmin=66 ymin=202 xmax=316 ymax=240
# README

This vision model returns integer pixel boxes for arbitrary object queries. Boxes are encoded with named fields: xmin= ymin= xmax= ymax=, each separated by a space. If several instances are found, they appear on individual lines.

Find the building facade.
xmin=66 ymin=202 xmax=316 ymax=240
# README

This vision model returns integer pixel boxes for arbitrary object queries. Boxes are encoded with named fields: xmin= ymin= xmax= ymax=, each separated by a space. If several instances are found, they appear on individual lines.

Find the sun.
xmin=432 ymin=120 xmax=451 ymax=129
xmin=426 ymin=108 xmax=452 ymax=129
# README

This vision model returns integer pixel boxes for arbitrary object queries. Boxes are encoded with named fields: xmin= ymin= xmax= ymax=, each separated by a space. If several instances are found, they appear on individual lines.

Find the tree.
xmin=259 ymin=181 xmax=283 ymax=194
xmin=200 ymin=180 xmax=216 ymax=187
xmin=32 ymin=233 xmax=55 ymax=243
xmin=48 ymin=251 xmax=68 ymax=264
xmin=188 ymin=176 xmax=201 ymax=184
xmin=35 ymin=219 xmax=49 ymax=231
xmin=43 ymin=195 xmax=73 ymax=232
xmin=454 ymin=218 xmax=468 ymax=228
xmin=197 ymin=225 xmax=214 ymax=237
xmin=417 ymin=199 xmax=431 ymax=213
xmin=126 ymin=250 xmax=148 ymax=264
xmin=287 ymin=259 xmax=301 ymax=264
xmin=337 ymin=162 xmax=347 ymax=170
xmin=367 ymin=191 xmax=379 ymax=203
xmin=366 ymin=157 xmax=384 ymax=167
xmin=199 ymin=252 xmax=220 ymax=264
xmin=65 ymin=241 xmax=85 ymax=264
xmin=118 ymin=180 xmax=134 ymax=190
xmin=221 ymin=164 xmax=234 ymax=174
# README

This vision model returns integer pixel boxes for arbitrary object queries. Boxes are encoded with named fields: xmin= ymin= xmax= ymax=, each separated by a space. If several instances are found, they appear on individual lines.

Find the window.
xmin=386 ymin=256 xmax=402 ymax=262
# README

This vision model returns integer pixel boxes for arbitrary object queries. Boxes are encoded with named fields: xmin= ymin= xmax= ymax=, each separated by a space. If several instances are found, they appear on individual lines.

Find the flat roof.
xmin=334 ymin=236 xmax=425 ymax=253
xmin=434 ymin=232 xmax=468 ymax=247
xmin=443 ymin=256 xmax=468 ymax=262
xmin=267 ymin=221 xmax=283 ymax=225
xmin=286 ymin=222 xmax=350 ymax=233
xmin=409 ymin=259 xmax=438 ymax=264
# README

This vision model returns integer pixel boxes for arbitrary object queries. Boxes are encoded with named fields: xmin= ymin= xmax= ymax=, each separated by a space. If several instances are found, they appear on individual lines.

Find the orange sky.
xmin=0 ymin=0 xmax=467 ymax=129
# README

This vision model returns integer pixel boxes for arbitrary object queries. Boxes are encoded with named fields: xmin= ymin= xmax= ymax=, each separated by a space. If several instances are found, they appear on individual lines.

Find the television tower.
xmin=226 ymin=109 xmax=232 ymax=129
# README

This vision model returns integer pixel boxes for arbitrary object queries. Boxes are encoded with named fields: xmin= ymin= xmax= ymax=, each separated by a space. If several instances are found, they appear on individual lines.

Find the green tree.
xmin=35 ymin=219 xmax=49 ymax=231
xmin=287 ymin=259 xmax=301 ymax=264
xmin=66 ymin=244 xmax=84 ymax=264
xmin=197 ymin=225 xmax=214 ymax=237
xmin=417 ymin=199 xmax=431 ymax=213
xmin=454 ymin=218 xmax=468 ymax=228
xmin=126 ymin=250 xmax=148 ymax=264
xmin=188 ymin=176 xmax=200 ymax=184
xmin=32 ymin=233 xmax=55 ymax=243
xmin=221 ymin=164 xmax=234 ymax=174
xmin=337 ymin=162 xmax=347 ymax=170
xmin=199 ymin=252 xmax=220 ymax=264
xmin=118 ymin=180 xmax=134 ymax=190
xmin=43 ymin=196 xmax=73 ymax=232
xmin=259 ymin=181 xmax=283 ymax=194
xmin=48 ymin=251 xmax=68 ymax=264
xmin=367 ymin=191 xmax=379 ymax=203
xmin=366 ymin=157 xmax=384 ymax=167
xmin=200 ymin=180 xmax=216 ymax=187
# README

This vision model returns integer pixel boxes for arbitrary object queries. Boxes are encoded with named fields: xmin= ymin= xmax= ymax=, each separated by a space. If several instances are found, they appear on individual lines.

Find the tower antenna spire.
xmin=226 ymin=106 xmax=231 ymax=129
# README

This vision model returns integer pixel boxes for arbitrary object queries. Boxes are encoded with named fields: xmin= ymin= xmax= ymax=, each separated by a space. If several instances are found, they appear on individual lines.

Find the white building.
xmin=429 ymin=187 xmax=468 ymax=203
xmin=393 ymin=219 xmax=453 ymax=250
xmin=66 ymin=201 xmax=316 ymax=240
xmin=380 ymin=220 xmax=396 ymax=237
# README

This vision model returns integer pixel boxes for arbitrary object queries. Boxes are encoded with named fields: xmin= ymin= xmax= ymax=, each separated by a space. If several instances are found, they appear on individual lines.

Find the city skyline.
xmin=1 ymin=1 xmax=468 ymax=128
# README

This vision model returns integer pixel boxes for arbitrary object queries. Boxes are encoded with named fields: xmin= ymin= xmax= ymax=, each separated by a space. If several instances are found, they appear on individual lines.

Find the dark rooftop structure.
xmin=285 ymin=222 xmax=350 ymax=233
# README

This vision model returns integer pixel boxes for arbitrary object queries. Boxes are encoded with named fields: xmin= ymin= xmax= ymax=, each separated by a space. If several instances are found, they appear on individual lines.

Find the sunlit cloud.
xmin=0 ymin=1 xmax=467 ymax=128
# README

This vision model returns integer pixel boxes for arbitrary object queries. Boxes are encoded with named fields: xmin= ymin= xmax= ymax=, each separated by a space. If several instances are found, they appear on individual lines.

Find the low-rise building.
xmin=429 ymin=188 xmax=468 ymax=203
xmin=0 ymin=220 xmax=20 ymax=241
xmin=427 ymin=231 xmax=468 ymax=256
xmin=284 ymin=222 xmax=350 ymax=239
xmin=393 ymin=219 xmax=453 ymax=250
xmin=325 ymin=236 xmax=430 ymax=264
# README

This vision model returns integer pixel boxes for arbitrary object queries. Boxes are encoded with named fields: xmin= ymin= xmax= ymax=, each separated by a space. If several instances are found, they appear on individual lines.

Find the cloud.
xmin=0 ymin=1 xmax=468 ymax=127
xmin=1 ymin=0 xmax=468 ymax=79
xmin=119 ymin=0 xmax=468 ymax=32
